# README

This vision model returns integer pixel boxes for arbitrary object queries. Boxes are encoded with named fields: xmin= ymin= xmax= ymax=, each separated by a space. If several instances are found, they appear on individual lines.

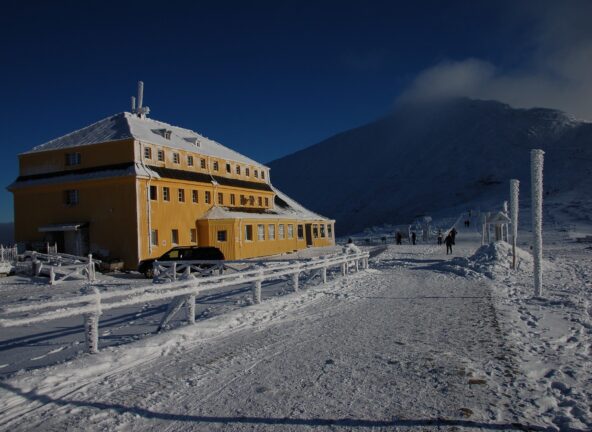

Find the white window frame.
xmin=278 ymin=224 xmax=285 ymax=239
xmin=257 ymin=224 xmax=265 ymax=241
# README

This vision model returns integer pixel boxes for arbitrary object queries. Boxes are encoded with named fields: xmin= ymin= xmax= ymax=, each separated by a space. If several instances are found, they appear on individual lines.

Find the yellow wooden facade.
xmin=10 ymin=114 xmax=335 ymax=268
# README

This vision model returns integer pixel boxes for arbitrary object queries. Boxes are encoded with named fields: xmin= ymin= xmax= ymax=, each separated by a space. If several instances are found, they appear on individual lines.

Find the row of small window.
xmin=149 ymin=186 xmax=269 ymax=207
xmin=144 ymin=147 xmax=266 ymax=179
xmin=150 ymin=223 xmax=333 ymax=247
xmin=151 ymin=228 xmax=197 ymax=247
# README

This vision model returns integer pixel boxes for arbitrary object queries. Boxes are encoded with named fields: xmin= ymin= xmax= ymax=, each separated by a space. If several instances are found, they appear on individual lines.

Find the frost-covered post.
xmin=185 ymin=294 xmax=196 ymax=324
xmin=172 ymin=262 xmax=177 ymax=281
xmin=252 ymin=270 xmax=263 ymax=304
xmin=292 ymin=270 xmax=299 ymax=292
xmin=481 ymin=214 xmax=487 ymax=245
xmin=321 ymin=266 xmax=327 ymax=284
xmin=87 ymin=254 xmax=95 ymax=282
xmin=341 ymin=262 xmax=346 ymax=276
xmin=83 ymin=285 xmax=102 ymax=354
xmin=49 ymin=266 xmax=55 ymax=284
xmin=531 ymin=149 xmax=544 ymax=297
xmin=510 ymin=179 xmax=520 ymax=270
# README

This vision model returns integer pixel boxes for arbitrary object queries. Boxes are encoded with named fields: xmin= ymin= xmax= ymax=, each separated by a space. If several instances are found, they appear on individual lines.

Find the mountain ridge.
xmin=268 ymin=98 xmax=592 ymax=234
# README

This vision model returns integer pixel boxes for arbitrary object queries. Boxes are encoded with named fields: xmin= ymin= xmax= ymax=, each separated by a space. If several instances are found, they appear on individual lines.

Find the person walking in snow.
xmin=445 ymin=233 xmax=454 ymax=255
xmin=411 ymin=232 xmax=417 ymax=245
xmin=395 ymin=231 xmax=402 ymax=245
xmin=450 ymin=227 xmax=457 ymax=245
xmin=437 ymin=230 xmax=443 ymax=245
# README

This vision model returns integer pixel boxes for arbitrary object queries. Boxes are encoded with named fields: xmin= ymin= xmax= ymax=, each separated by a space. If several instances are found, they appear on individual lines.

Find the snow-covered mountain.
xmin=268 ymin=98 xmax=592 ymax=234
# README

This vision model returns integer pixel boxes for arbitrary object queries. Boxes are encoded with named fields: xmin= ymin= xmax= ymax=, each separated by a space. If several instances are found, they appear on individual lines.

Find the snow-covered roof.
xmin=486 ymin=212 xmax=511 ymax=224
xmin=201 ymin=186 xmax=332 ymax=222
xmin=8 ymin=163 xmax=154 ymax=190
xmin=25 ymin=112 xmax=266 ymax=168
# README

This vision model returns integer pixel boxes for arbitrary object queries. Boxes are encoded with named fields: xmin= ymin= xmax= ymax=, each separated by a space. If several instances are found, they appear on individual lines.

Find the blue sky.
xmin=1 ymin=1 xmax=590 ymax=222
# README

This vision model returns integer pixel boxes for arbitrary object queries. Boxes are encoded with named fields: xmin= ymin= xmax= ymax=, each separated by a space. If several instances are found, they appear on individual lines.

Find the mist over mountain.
xmin=268 ymin=98 xmax=592 ymax=234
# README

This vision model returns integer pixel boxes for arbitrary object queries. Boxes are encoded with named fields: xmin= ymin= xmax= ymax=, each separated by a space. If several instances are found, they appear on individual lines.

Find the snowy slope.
xmin=268 ymin=98 xmax=592 ymax=234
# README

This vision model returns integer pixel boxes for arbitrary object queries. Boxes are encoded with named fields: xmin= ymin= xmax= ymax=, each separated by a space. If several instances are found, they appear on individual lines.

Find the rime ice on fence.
xmin=531 ymin=149 xmax=544 ymax=297
xmin=1 ymin=250 xmax=369 ymax=353
xmin=510 ymin=179 xmax=520 ymax=269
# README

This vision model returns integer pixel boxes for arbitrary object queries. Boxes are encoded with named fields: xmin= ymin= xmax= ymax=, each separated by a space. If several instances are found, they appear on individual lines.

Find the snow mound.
xmin=432 ymin=241 xmax=550 ymax=279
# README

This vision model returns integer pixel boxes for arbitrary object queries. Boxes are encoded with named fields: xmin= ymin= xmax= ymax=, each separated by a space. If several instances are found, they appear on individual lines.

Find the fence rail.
xmin=0 ymin=251 xmax=370 ymax=354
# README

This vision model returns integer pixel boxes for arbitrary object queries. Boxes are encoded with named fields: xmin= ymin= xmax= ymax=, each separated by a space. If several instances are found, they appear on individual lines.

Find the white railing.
xmin=25 ymin=253 xmax=100 ymax=285
xmin=0 ymin=245 xmax=18 ymax=263
xmin=152 ymin=255 xmax=345 ymax=282
xmin=0 ymin=251 xmax=370 ymax=354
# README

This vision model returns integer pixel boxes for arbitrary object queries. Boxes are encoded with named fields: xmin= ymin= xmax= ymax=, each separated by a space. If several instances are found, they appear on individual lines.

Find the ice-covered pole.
xmin=531 ymin=149 xmax=544 ymax=297
xmin=481 ymin=213 xmax=487 ymax=245
xmin=510 ymin=179 xmax=520 ymax=269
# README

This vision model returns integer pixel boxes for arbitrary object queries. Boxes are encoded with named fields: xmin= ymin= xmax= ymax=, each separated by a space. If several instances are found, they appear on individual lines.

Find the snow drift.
xmin=429 ymin=241 xmax=553 ymax=279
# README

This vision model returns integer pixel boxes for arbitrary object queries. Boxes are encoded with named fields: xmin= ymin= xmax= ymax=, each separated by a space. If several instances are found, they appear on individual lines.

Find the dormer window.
xmin=226 ymin=163 xmax=231 ymax=173
xmin=152 ymin=128 xmax=172 ymax=140
xmin=245 ymin=168 xmax=250 ymax=176
xmin=254 ymin=170 xmax=259 ymax=178
xmin=65 ymin=152 xmax=81 ymax=166
xmin=261 ymin=170 xmax=266 ymax=180
xmin=235 ymin=165 xmax=241 ymax=175
xmin=183 ymin=137 xmax=200 ymax=146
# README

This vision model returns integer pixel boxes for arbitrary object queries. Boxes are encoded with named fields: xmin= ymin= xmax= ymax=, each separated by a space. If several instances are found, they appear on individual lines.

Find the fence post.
xmin=83 ymin=285 xmax=102 ymax=354
xmin=510 ymin=179 xmax=520 ymax=270
xmin=355 ymin=258 xmax=359 ymax=272
xmin=292 ymin=271 xmax=299 ymax=292
xmin=87 ymin=254 xmax=94 ymax=282
xmin=321 ymin=266 xmax=327 ymax=284
xmin=341 ymin=262 xmax=346 ymax=276
xmin=252 ymin=273 xmax=262 ymax=304
xmin=531 ymin=149 xmax=544 ymax=297
xmin=185 ymin=294 xmax=196 ymax=324
xmin=49 ymin=266 xmax=55 ymax=284
xmin=172 ymin=262 xmax=177 ymax=281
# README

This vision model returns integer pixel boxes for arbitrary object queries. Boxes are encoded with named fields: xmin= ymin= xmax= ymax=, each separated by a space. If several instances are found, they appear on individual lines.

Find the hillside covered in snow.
xmin=268 ymin=98 xmax=592 ymax=234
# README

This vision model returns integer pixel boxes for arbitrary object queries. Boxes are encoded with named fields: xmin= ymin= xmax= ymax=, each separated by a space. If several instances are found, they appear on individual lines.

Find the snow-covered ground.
xmin=0 ymin=223 xmax=590 ymax=431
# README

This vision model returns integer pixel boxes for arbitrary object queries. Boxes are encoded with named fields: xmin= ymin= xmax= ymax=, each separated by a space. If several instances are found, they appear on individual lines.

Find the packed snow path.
xmin=0 ymin=231 xmax=589 ymax=431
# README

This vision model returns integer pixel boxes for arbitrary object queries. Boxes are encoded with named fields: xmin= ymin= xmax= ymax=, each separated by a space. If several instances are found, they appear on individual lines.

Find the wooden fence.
xmin=0 ymin=250 xmax=370 ymax=354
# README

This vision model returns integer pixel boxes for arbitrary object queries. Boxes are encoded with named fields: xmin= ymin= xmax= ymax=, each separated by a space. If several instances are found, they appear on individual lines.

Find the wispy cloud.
xmin=398 ymin=1 xmax=592 ymax=120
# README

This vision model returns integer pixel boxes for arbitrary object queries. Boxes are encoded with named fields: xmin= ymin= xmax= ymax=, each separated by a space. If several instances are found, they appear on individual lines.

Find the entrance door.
xmin=305 ymin=224 xmax=313 ymax=246
xmin=64 ymin=228 xmax=89 ymax=257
